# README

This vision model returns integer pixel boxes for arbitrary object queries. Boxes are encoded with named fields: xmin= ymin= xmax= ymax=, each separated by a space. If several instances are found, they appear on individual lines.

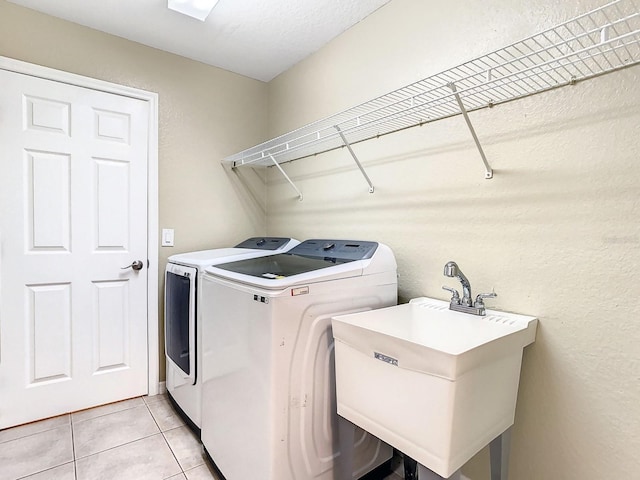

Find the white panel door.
xmin=0 ymin=69 xmax=149 ymax=429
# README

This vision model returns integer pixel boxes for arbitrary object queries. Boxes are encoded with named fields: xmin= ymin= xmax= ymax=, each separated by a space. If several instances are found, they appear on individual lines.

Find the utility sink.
xmin=331 ymin=297 xmax=537 ymax=478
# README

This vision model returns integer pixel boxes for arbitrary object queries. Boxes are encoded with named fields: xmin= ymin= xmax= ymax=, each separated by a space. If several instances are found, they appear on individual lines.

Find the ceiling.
xmin=8 ymin=0 xmax=391 ymax=82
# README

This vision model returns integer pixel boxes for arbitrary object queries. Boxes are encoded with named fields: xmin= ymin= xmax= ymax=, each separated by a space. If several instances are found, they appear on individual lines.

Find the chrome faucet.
xmin=442 ymin=261 xmax=496 ymax=316
xmin=443 ymin=261 xmax=472 ymax=306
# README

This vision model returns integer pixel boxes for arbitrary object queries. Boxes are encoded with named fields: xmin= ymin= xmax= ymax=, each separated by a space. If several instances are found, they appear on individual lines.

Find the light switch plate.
xmin=162 ymin=228 xmax=174 ymax=247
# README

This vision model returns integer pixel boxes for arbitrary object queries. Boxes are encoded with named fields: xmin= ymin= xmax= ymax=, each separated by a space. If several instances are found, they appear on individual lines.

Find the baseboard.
xmin=461 ymin=475 xmax=472 ymax=480
xmin=157 ymin=381 xmax=166 ymax=394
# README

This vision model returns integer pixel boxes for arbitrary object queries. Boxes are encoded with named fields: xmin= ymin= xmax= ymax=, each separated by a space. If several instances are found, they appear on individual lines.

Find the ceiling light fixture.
xmin=168 ymin=0 xmax=220 ymax=21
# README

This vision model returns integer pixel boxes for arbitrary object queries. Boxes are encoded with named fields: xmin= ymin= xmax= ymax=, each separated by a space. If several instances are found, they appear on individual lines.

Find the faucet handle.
xmin=442 ymin=286 xmax=461 ymax=305
xmin=474 ymin=291 xmax=497 ymax=307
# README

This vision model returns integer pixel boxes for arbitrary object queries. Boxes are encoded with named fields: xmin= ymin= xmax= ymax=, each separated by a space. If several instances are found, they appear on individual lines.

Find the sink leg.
xmin=336 ymin=416 xmax=355 ymax=480
xmin=404 ymin=455 xmax=418 ymax=480
xmin=417 ymin=464 xmax=461 ymax=480
xmin=489 ymin=427 xmax=512 ymax=480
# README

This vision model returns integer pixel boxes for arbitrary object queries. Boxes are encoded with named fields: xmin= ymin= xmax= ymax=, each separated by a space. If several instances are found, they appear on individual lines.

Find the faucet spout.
xmin=443 ymin=261 xmax=472 ymax=306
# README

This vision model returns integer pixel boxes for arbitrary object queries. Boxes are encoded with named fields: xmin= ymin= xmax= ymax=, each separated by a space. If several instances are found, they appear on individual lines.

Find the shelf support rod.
xmin=269 ymin=154 xmax=303 ymax=201
xmin=334 ymin=125 xmax=375 ymax=193
xmin=448 ymin=82 xmax=493 ymax=179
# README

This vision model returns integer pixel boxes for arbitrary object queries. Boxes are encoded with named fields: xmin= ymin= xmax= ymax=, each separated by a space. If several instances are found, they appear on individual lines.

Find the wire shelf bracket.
xmin=448 ymin=82 xmax=494 ymax=179
xmin=224 ymin=0 xmax=640 ymax=193
xmin=335 ymin=125 xmax=375 ymax=193
xmin=269 ymin=154 xmax=303 ymax=201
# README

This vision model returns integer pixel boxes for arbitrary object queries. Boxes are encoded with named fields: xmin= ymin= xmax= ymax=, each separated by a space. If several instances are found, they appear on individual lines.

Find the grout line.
xmin=147 ymin=399 xmax=164 ymax=432
xmin=70 ymin=399 xmax=162 ymax=462
xmin=161 ymin=430 xmax=186 ymax=475
xmin=10 ymin=422 xmax=76 ymax=479
xmin=0 ymin=414 xmax=72 ymax=445
xmin=74 ymin=431 xmax=164 ymax=461
xmin=70 ymin=398 xmax=147 ymax=426
xmin=72 ymin=400 xmax=164 ymax=461
xmin=143 ymin=392 xmax=168 ymax=407
xmin=14 ymin=461 xmax=76 ymax=480
xmin=146 ymin=398 xmax=187 ymax=433
xmin=151 ymin=400 xmax=209 ymax=479
xmin=70 ymin=417 xmax=78 ymax=480
xmin=183 ymin=463 xmax=218 ymax=480
xmin=145 ymin=399 xmax=185 ymax=472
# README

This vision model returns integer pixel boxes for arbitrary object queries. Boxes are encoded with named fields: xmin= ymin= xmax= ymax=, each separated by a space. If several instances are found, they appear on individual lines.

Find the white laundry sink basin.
xmin=331 ymin=297 xmax=537 ymax=478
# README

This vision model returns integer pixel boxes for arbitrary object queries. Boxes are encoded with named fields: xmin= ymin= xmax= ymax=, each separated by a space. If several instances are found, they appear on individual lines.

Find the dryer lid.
xmin=167 ymin=237 xmax=299 ymax=268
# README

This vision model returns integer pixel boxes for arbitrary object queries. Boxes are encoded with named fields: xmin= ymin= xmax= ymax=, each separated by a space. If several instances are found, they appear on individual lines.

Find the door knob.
xmin=121 ymin=260 xmax=144 ymax=271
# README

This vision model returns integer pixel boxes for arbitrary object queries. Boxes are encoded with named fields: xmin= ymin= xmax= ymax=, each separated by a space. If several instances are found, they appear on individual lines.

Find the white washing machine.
xmin=200 ymin=239 xmax=398 ymax=480
xmin=164 ymin=237 xmax=299 ymax=434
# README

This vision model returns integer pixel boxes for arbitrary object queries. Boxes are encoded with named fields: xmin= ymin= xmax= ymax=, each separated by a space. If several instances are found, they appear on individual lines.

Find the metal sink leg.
xmin=490 ymin=427 xmax=513 ymax=480
xmin=404 ymin=455 xmax=418 ymax=480
xmin=336 ymin=416 xmax=355 ymax=480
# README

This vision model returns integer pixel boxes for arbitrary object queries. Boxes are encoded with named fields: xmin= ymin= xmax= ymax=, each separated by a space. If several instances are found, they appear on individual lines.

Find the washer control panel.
xmin=288 ymin=239 xmax=378 ymax=261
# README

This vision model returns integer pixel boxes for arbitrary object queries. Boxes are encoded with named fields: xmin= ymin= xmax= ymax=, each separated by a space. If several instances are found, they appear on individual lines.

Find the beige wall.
xmin=0 ymin=0 xmax=269 ymax=380
xmin=267 ymin=0 xmax=640 ymax=479
xmin=2 ymin=0 xmax=639 ymax=478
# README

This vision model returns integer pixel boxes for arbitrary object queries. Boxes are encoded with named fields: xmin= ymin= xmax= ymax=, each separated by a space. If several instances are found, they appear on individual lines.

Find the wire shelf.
xmin=224 ymin=0 xmax=640 ymax=168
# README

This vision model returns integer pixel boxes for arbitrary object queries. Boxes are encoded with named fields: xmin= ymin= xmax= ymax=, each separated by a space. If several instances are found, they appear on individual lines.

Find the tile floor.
xmin=0 ymin=394 xmax=404 ymax=480
xmin=0 ymin=395 xmax=217 ymax=480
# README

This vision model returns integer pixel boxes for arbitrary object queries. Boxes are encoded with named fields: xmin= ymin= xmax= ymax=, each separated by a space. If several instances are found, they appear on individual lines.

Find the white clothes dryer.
xmin=164 ymin=237 xmax=299 ymax=434
xmin=200 ymin=239 xmax=398 ymax=480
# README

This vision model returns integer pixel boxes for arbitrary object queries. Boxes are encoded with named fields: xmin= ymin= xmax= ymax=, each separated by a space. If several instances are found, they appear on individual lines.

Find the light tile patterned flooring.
xmin=0 ymin=394 xmax=218 ymax=480
xmin=0 ymin=394 xmax=404 ymax=480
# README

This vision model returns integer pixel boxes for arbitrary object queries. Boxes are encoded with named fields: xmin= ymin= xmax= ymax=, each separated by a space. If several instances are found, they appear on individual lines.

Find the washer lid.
xmin=213 ymin=240 xmax=379 ymax=278
xmin=205 ymin=241 xmax=396 ymax=289
xmin=212 ymin=252 xmax=353 ymax=279
xmin=203 ymin=239 xmax=398 ymax=290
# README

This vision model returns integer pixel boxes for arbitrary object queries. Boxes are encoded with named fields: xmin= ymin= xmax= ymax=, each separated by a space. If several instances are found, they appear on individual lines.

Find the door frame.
xmin=0 ymin=56 xmax=160 ymax=396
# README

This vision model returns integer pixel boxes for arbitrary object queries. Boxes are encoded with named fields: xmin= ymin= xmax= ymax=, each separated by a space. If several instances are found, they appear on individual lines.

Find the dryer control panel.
xmin=235 ymin=237 xmax=294 ymax=250
xmin=288 ymin=239 xmax=378 ymax=261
